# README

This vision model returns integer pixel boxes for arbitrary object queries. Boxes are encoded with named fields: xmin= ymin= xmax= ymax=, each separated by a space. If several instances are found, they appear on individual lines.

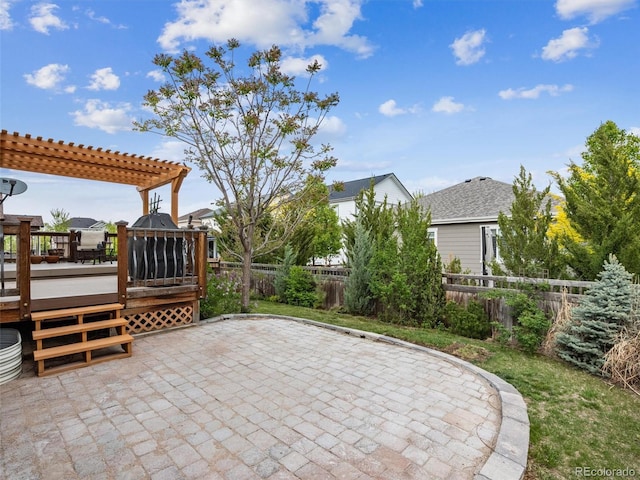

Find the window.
xmin=481 ymin=225 xmax=500 ymax=274
xmin=427 ymin=227 xmax=438 ymax=246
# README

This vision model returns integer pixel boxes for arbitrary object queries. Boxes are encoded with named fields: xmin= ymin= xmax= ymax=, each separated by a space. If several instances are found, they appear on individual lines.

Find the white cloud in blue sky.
xmin=555 ymin=0 xmax=636 ymax=23
xmin=87 ymin=68 xmax=120 ymax=91
xmin=541 ymin=27 xmax=596 ymax=62
xmin=431 ymin=97 xmax=466 ymax=114
xmin=29 ymin=2 xmax=68 ymax=34
xmin=71 ymin=100 xmax=133 ymax=134
xmin=379 ymin=99 xmax=420 ymax=117
xmin=450 ymin=29 xmax=487 ymax=66
xmin=499 ymin=84 xmax=574 ymax=100
xmin=23 ymin=63 xmax=74 ymax=92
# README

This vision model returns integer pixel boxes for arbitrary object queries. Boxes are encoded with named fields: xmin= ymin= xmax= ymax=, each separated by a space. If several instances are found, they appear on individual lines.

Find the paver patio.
xmin=0 ymin=317 xmax=528 ymax=479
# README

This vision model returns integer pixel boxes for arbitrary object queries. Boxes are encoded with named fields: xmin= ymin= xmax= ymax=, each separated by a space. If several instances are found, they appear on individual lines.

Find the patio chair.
xmin=72 ymin=230 xmax=107 ymax=264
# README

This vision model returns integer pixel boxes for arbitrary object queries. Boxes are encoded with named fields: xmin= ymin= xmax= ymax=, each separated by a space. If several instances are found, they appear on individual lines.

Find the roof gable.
xmin=70 ymin=217 xmax=101 ymax=229
xmin=418 ymin=176 xmax=514 ymax=222
xmin=329 ymin=173 xmax=411 ymax=202
xmin=178 ymin=208 xmax=214 ymax=222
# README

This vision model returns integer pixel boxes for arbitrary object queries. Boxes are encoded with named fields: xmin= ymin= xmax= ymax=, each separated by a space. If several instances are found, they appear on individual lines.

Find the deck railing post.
xmin=116 ymin=221 xmax=128 ymax=305
xmin=18 ymin=219 xmax=31 ymax=320
xmin=196 ymin=227 xmax=208 ymax=300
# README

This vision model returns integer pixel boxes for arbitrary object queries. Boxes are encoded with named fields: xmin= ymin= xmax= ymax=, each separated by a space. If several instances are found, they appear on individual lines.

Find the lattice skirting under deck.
xmin=125 ymin=304 xmax=193 ymax=334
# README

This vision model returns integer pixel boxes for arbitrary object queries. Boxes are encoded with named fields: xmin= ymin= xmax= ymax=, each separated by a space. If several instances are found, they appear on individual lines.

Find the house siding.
xmin=434 ymin=222 xmax=496 ymax=275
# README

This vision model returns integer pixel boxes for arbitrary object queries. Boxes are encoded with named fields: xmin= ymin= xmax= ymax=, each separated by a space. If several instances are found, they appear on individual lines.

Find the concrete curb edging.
xmin=204 ymin=313 xmax=529 ymax=480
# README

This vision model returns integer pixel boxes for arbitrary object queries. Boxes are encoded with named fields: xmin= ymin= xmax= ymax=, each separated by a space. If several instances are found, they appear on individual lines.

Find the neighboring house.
xmin=329 ymin=173 xmax=413 ymax=264
xmin=70 ymin=217 xmax=106 ymax=230
xmin=178 ymin=208 xmax=220 ymax=258
xmin=329 ymin=173 xmax=413 ymax=225
xmin=177 ymin=208 xmax=214 ymax=229
xmin=0 ymin=214 xmax=44 ymax=231
xmin=417 ymin=176 xmax=515 ymax=275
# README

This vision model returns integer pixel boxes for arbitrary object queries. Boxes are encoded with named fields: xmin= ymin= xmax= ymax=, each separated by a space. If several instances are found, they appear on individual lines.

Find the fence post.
xmin=116 ymin=221 xmax=128 ymax=306
xmin=18 ymin=219 xmax=31 ymax=320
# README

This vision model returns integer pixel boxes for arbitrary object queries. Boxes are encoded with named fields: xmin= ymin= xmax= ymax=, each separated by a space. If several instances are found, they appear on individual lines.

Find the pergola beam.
xmin=0 ymin=130 xmax=191 ymax=223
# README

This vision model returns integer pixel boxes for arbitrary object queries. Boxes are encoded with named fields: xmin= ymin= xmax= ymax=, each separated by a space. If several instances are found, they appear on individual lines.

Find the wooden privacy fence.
xmin=218 ymin=262 xmax=595 ymax=327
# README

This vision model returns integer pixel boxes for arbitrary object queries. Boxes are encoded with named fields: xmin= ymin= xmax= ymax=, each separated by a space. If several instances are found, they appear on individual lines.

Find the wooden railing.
xmin=0 ymin=220 xmax=208 ymax=320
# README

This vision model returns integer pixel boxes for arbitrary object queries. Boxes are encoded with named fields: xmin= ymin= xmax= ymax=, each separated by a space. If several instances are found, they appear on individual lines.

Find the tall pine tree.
xmin=550 ymin=121 xmax=640 ymax=279
xmin=556 ymin=255 xmax=633 ymax=376
xmin=497 ymin=165 xmax=565 ymax=278
xmin=343 ymin=219 xmax=374 ymax=316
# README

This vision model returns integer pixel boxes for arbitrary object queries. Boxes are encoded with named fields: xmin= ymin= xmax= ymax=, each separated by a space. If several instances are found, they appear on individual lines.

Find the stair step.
xmin=33 ymin=334 xmax=133 ymax=362
xmin=32 ymin=318 xmax=128 ymax=341
xmin=32 ymin=303 xmax=123 ymax=322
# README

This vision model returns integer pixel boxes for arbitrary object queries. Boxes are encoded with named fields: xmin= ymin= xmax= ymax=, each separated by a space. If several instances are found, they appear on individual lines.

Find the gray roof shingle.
xmin=418 ymin=176 xmax=514 ymax=222
xmin=178 ymin=208 xmax=214 ymax=222
xmin=329 ymin=173 xmax=395 ymax=201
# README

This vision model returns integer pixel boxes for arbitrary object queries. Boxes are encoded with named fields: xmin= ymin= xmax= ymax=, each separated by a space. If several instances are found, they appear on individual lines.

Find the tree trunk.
xmin=241 ymin=247 xmax=252 ymax=312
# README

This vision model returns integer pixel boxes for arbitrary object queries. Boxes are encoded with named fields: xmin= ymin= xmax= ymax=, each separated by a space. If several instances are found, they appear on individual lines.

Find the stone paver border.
xmin=208 ymin=314 xmax=530 ymax=480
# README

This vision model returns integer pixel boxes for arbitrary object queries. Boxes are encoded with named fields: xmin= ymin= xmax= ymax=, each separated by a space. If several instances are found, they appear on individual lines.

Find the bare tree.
xmin=135 ymin=39 xmax=339 ymax=310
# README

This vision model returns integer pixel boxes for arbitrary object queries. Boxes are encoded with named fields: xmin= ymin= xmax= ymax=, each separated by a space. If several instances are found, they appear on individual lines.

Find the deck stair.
xmin=31 ymin=303 xmax=133 ymax=376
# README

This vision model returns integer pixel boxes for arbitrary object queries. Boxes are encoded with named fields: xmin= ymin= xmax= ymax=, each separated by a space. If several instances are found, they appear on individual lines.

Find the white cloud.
xmin=499 ymin=84 xmax=574 ymax=100
xmin=431 ymin=96 xmax=465 ymax=114
xmin=157 ymin=0 xmax=374 ymax=58
xmin=146 ymin=70 xmax=166 ymax=82
xmin=87 ymin=67 xmax=120 ymax=91
xmin=84 ymin=8 xmax=126 ymax=29
xmin=71 ymin=99 xmax=133 ymax=134
xmin=318 ymin=115 xmax=347 ymax=136
xmin=280 ymin=54 xmax=328 ymax=76
xmin=555 ymin=0 xmax=635 ymax=23
xmin=629 ymin=127 xmax=640 ymax=137
xmin=413 ymin=0 xmax=424 ymax=7
xmin=29 ymin=2 xmax=68 ymax=34
xmin=541 ymin=27 xmax=595 ymax=62
xmin=24 ymin=63 xmax=71 ymax=90
xmin=450 ymin=29 xmax=487 ymax=66
xmin=149 ymin=139 xmax=189 ymax=162
xmin=1 ymin=0 xmax=14 ymax=30
xmin=378 ymin=99 xmax=420 ymax=117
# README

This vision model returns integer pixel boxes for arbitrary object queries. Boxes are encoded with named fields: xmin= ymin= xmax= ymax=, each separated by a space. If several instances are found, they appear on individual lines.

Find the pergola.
xmin=0 ymin=130 xmax=191 ymax=223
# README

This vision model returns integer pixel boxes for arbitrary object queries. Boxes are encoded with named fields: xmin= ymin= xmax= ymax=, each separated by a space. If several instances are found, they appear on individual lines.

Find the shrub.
xmin=274 ymin=244 xmax=295 ymax=302
xmin=557 ymin=255 xmax=633 ymax=376
xmin=200 ymin=270 xmax=242 ymax=319
xmin=343 ymin=220 xmax=374 ymax=316
xmin=283 ymin=266 xmax=319 ymax=308
xmin=484 ymin=288 xmax=551 ymax=354
xmin=444 ymin=300 xmax=492 ymax=340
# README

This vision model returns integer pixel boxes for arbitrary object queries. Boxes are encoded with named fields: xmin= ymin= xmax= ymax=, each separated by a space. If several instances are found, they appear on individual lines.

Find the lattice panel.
xmin=125 ymin=305 xmax=193 ymax=334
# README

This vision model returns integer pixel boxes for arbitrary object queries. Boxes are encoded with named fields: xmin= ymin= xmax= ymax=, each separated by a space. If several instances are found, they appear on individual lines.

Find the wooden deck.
xmin=1 ymin=262 xmax=118 ymax=312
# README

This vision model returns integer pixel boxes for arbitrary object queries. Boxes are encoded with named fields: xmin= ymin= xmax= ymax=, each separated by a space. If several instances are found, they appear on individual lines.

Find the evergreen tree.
xmin=371 ymin=200 xmax=445 ymax=326
xmin=274 ymin=244 xmax=295 ymax=302
xmin=556 ymin=255 xmax=633 ymax=375
xmin=395 ymin=199 xmax=445 ymax=326
xmin=342 ymin=182 xmax=395 ymax=256
xmin=550 ymin=121 xmax=640 ymax=279
xmin=497 ymin=166 xmax=566 ymax=278
xmin=343 ymin=219 xmax=374 ymax=316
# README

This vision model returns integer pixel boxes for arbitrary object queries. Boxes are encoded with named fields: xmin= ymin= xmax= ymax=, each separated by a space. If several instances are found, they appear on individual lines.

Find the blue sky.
xmin=1 ymin=0 xmax=639 ymax=225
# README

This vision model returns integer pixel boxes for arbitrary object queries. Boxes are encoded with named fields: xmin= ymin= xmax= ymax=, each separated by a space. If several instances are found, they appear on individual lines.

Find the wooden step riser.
xmin=34 ymin=334 xmax=134 ymax=362
xmin=32 ymin=319 xmax=128 ymax=341
xmin=32 ymin=303 xmax=123 ymax=322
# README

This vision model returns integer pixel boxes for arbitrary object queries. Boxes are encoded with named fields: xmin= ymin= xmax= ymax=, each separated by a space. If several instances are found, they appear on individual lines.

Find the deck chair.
xmin=73 ymin=230 xmax=107 ymax=264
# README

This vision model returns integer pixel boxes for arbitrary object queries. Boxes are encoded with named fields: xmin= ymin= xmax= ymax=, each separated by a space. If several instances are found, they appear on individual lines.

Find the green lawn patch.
xmin=254 ymin=300 xmax=640 ymax=479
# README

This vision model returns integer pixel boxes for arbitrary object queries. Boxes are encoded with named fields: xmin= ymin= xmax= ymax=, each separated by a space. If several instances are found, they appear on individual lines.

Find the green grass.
xmin=254 ymin=300 xmax=640 ymax=479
